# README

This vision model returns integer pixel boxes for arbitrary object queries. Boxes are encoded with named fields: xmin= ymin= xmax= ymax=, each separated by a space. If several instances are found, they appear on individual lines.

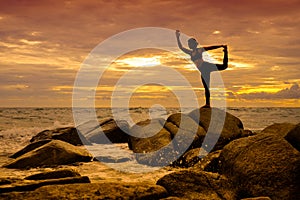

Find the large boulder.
xmin=157 ymin=170 xmax=236 ymax=200
xmin=30 ymin=127 xmax=91 ymax=146
xmin=261 ymin=123 xmax=296 ymax=136
xmin=80 ymin=118 xmax=130 ymax=144
xmin=165 ymin=113 xmax=207 ymax=150
xmin=173 ymin=148 xmax=208 ymax=167
xmin=10 ymin=140 xmax=52 ymax=158
xmin=128 ymin=108 xmax=247 ymax=166
xmin=129 ymin=118 xmax=171 ymax=153
xmin=3 ymin=140 xmax=93 ymax=169
xmin=261 ymin=123 xmax=300 ymax=151
xmin=219 ymin=133 xmax=300 ymax=200
xmin=192 ymin=150 xmax=222 ymax=173
xmin=188 ymin=107 xmax=244 ymax=151
xmin=129 ymin=115 xmax=205 ymax=166
xmin=129 ymin=119 xmax=177 ymax=166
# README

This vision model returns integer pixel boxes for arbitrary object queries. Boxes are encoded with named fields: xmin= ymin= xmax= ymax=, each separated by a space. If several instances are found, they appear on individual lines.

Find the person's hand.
xmin=176 ymin=30 xmax=180 ymax=38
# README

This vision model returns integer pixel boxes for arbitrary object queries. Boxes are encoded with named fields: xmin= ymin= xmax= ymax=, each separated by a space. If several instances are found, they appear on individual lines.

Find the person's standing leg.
xmin=201 ymin=71 xmax=211 ymax=107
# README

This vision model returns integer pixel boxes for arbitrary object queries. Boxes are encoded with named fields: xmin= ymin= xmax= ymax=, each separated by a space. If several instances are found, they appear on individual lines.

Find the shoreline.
xmin=0 ymin=107 xmax=299 ymax=199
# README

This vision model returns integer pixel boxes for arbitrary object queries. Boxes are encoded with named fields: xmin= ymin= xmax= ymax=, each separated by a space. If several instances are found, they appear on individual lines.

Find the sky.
xmin=0 ymin=0 xmax=299 ymax=107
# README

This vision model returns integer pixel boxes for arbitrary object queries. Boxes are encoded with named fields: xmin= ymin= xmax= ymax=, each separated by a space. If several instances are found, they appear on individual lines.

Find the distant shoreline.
xmin=1 ymin=106 xmax=300 ymax=109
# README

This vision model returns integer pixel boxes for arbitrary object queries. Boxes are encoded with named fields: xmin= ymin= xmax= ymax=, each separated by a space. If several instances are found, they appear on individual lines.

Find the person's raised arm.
xmin=203 ymin=45 xmax=226 ymax=51
xmin=176 ymin=30 xmax=191 ymax=55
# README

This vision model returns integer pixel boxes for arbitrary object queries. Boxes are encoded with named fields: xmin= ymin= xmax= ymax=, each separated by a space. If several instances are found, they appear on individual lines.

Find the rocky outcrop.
xmin=173 ymin=148 xmax=207 ymax=167
xmin=24 ymin=169 xmax=81 ymax=180
xmin=3 ymin=140 xmax=93 ymax=169
xmin=0 ymin=182 xmax=167 ymax=199
xmin=165 ymin=113 xmax=207 ymax=150
xmin=192 ymin=150 xmax=222 ymax=172
xmin=30 ymin=127 xmax=91 ymax=146
xmin=29 ymin=118 xmax=130 ymax=146
xmin=241 ymin=197 xmax=272 ymax=200
xmin=10 ymin=140 xmax=52 ymax=158
xmin=155 ymin=121 xmax=300 ymax=199
xmin=129 ymin=108 xmax=248 ymax=166
xmin=79 ymin=118 xmax=130 ymax=144
xmin=219 ymin=133 xmax=300 ymax=200
xmin=261 ymin=122 xmax=300 ymax=151
xmin=2 ymin=108 xmax=300 ymax=200
xmin=157 ymin=170 xmax=236 ymax=200
xmin=129 ymin=116 xmax=205 ymax=166
xmin=129 ymin=118 xmax=171 ymax=153
xmin=188 ymin=107 xmax=245 ymax=151
xmin=94 ymin=155 xmax=131 ymax=163
xmin=261 ymin=122 xmax=296 ymax=136
xmin=0 ymin=176 xmax=90 ymax=194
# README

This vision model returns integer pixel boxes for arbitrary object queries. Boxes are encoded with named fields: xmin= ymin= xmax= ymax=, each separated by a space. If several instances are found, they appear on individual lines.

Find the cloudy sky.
xmin=0 ymin=0 xmax=299 ymax=107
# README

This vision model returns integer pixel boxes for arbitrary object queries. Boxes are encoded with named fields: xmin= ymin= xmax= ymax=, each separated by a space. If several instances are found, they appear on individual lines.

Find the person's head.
xmin=188 ymin=38 xmax=198 ymax=49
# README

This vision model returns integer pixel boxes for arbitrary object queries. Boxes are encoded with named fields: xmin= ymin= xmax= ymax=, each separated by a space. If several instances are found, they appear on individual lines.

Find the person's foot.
xmin=201 ymin=104 xmax=211 ymax=108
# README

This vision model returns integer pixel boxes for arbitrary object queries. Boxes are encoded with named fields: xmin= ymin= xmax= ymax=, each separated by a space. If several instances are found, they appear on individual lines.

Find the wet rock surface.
xmin=4 ymin=140 xmax=93 ymax=169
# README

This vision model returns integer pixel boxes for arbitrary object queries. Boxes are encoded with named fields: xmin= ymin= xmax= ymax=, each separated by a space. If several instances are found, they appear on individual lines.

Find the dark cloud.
xmin=239 ymin=83 xmax=300 ymax=100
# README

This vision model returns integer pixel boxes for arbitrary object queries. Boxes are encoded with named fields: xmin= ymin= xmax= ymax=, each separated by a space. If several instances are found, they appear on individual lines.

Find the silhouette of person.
xmin=175 ymin=30 xmax=228 ymax=108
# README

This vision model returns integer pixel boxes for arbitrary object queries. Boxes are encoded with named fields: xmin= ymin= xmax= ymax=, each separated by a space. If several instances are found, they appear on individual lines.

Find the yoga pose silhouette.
xmin=176 ymin=30 xmax=228 ymax=108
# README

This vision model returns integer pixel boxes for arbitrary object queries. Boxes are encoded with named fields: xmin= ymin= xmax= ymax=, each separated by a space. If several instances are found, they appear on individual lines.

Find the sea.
xmin=0 ymin=107 xmax=299 ymax=172
xmin=1 ymin=107 xmax=299 ymax=132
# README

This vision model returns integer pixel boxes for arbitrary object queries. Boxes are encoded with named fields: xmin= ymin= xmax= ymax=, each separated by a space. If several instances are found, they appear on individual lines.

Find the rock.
xmin=135 ymin=145 xmax=181 ymax=167
xmin=30 ymin=127 xmax=91 ymax=146
xmin=131 ymin=119 xmax=178 ymax=166
xmin=192 ymin=150 xmax=222 ymax=173
xmin=241 ymin=197 xmax=272 ymax=200
xmin=219 ymin=133 xmax=300 ymax=200
xmin=157 ymin=170 xmax=236 ymax=200
xmin=82 ymin=118 xmax=130 ymax=144
xmin=129 ymin=115 xmax=206 ymax=166
xmin=0 ymin=178 xmax=22 ymax=186
xmin=128 ymin=109 xmax=246 ymax=166
xmin=188 ymin=107 xmax=244 ymax=151
xmin=0 ymin=179 xmax=12 ymax=186
xmin=174 ymin=148 xmax=207 ymax=167
xmin=0 ymin=176 xmax=90 ymax=194
xmin=261 ymin=123 xmax=300 ymax=151
xmin=285 ymin=123 xmax=300 ymax=151
xmin=160 ymin=197 xmax=186 ymax=200
xmin=94 ymin=156 xmax=131 ymax=163
xmin=0 ymin=182 xmax=167 ymax=199
xmin=261 ymin=122 xmax=296 ymax=136
xmin=25 ymin=169 xmax=81 ymax=180
xmin=3 ymin=140 xmax=93 ymax=169
xmin=129 ymin=119 xmax=171 ymax=153
xmin=165 ymin=113 xmax=207 ymax=150
xmin=240 ymin=129 xmax=255 ymax=138
xmin=10 ymin=140 xmax=52 ymax=158
xmin=77 ymin=118 xmax=112 ymax=134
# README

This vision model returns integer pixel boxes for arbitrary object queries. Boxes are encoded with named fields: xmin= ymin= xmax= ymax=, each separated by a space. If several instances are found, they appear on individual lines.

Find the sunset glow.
xmin=116 ymin=56 xmax=162 ymax=68
xmin=0 ymin=0 xmax=299 ymax=107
